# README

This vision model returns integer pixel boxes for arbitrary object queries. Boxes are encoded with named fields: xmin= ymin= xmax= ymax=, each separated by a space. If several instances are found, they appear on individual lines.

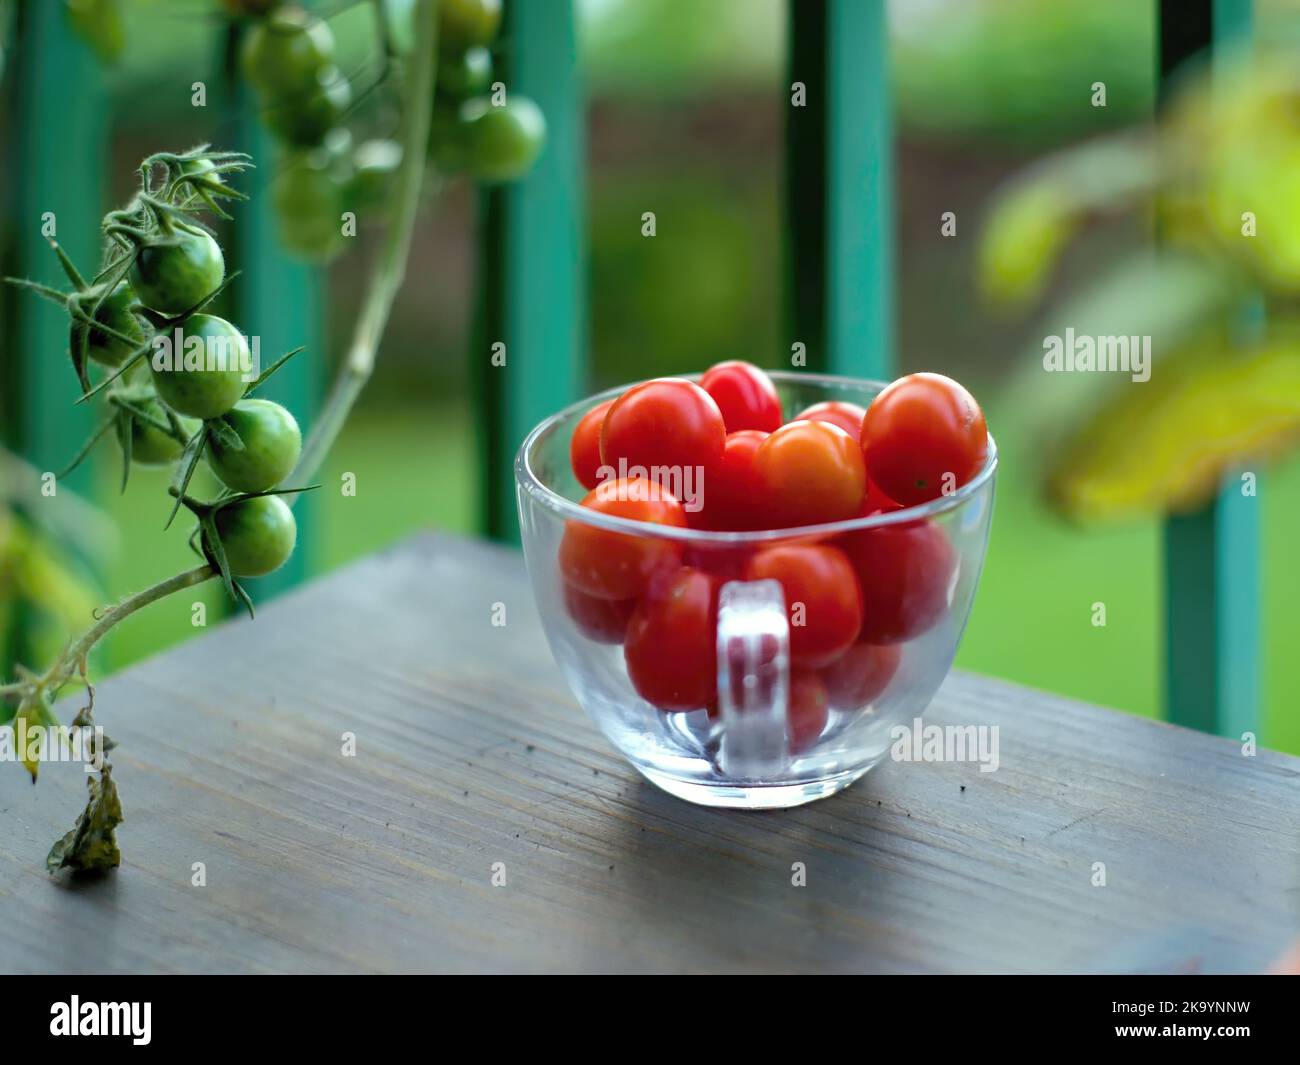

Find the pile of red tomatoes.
xmin=559 ymin=362 xmax=988 ymax=750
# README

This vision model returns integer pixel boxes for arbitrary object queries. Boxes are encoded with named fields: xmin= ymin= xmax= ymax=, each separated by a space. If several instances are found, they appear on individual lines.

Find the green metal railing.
xmin=2 ymin=0 xmax=1265 ymax=743
xmin=1159 ymin=0 xmax=1259 ymax=738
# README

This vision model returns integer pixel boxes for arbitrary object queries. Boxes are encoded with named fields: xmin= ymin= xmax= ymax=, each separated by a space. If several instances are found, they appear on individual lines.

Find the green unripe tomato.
xmin=439 ymin=0 xmax=501 ymax=52
xmin=264 ymin=67 xmax=352 ymax=147
xmin=150 ymin=313 xmax=250 ymax=420
xmin=346 ymin=139 xmax=402 ymax=214
xmin=127 ymin=397 xmax=199 ymax=466
xmin=80 ymin=280 xmax=144 ymax=367
xmin=461 ymin=96 xmax=546 ymax=184
xmin=213 ymin=494 xmax=297 ymax=577
xmin=207 ymin=398 xmax=302 ymax=493
xmin=180 ymin=156 xmax=216 ymax=179
xmin=130 ymin=224 xmax=225 ymax=315
xmin=274 ymin=148 xmax=347 ymax=261
xmin=437 ymin=45 xmax=492 ymax=99
xmin=242 ymin=5 xmax=334 ymax=97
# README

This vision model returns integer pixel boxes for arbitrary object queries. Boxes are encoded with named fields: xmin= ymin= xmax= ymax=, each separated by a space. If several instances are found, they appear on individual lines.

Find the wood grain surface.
xmin=2 ymin=533 xmax=1297 ymax=974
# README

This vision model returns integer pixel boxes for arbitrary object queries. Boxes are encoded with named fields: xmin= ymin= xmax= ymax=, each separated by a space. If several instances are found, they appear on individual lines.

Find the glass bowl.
xmin=515 ymin=371 xmax=997 ymax=809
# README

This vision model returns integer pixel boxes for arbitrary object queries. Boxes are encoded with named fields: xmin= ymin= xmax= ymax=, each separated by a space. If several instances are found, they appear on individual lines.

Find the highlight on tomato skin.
xmin=599 ymin=378 xmax=727 ymax=478
xmin=791 ymin=400 xmax=869 ymax=440
xmin=624 ymin=567 xmax=721 ymax=713
xmin=700 ymin=360 xmax=783 ymax=434
xmin=861 ymin=372 xmax=988 ymax=507
xmin=839 ymin=519 xmax=956 ymax=645
xmin=558 ymin=478 xmax=687 ymax=601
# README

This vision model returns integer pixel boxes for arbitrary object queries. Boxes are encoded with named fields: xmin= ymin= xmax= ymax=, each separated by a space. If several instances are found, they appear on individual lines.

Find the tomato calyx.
xmin=171 ymin=482 xmax=320 ymax=618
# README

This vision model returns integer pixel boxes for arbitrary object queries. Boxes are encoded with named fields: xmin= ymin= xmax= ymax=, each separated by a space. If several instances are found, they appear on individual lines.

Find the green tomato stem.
xmin=40 ymin=564 xmax=216 ymax=696
xmin=290 ymin=0 xmax=439 ymax=492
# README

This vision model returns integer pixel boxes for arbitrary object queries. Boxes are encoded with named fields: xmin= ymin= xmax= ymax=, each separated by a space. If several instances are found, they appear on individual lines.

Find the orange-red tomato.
xmin=692 ymin=429 xmax=769 ymax=531
xmin=558 ymin=478 xmax=687 ymax=600
xmin=600 ymin=378 xmax=726 ymax=479
xmin=625 ymin=567 xmax=720 ymax=712
xmin=822 ymin=642 xmax=901 ymax=710
xmin=563 ymin=581 xmax=636 ymax=644
xmin=861 ymin=372 xmax=987 ymax=506
xmin=569 ymin=399 xmax=613 ymax=490
xmin=754 ymin=420 xmax=866 ymax=529
xmin=700 ymin=360 xmax=783 ymax=433
xmin=792 ymin=400 xmax=869 ymax=439
xmin=839 ymin=519 xmax=954 ymax=644
xmin=744 ymin=543 xmax=863 ymax=668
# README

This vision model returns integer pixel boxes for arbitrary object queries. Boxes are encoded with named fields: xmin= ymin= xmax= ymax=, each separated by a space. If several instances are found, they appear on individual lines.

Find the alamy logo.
xmin=50 ymin=997 xmax=151 ymax=1045
xmin=890 ymin=718 xmax=1000 ymax=773
xmin=0 ymin=721 xmax=106 ymax=771
xmin=151 ymin=326 xmax=258 ymax=381
xmin=1042 ymin=328 xmax=1150 ymax=382
xmin=594 ymin=459 xmax=704 ymax=513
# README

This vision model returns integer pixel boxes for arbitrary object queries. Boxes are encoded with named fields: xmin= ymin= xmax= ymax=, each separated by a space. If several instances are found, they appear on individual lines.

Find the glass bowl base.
xmin=634 ymin=760 xmax=877 ymax=810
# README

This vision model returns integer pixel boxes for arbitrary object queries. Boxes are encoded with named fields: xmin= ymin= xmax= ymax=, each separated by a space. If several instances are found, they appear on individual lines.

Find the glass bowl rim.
xmin=515 ymin=370 xmax=998 ymax=544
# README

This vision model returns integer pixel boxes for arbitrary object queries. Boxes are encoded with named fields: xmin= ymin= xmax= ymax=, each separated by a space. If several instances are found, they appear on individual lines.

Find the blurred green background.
xmin=2 ymin=0 xmax=1297 ymax=753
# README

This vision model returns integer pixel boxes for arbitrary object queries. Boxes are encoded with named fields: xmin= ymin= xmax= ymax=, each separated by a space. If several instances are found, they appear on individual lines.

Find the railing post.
xmin=2 ymin=1 xmax=106 ymax=668
xmin=4 ymin=1 xmax=106 ymax=492
xmin=1159 ymin=0 xmax=1260 ymax=739
xmin=476 ymin=0 xmax=586 ymax=542
xmin=784 ymin=0 xmax=893 ymax=379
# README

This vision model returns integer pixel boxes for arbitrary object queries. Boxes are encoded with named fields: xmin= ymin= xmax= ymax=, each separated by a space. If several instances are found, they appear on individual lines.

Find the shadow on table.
xmin=592 ymin=772 xmax=912 ymax=973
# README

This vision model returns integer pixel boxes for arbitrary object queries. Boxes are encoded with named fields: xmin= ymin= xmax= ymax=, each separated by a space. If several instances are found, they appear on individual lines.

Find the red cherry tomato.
xmin=600 ymin=378 xmax=726 ymax=481
xmin=788 ymin=669 xmax=830 ymax=752
xmin=625 ymin=567 xmax=720 ymax=712
xmin=563 ymin=582 xmax=636 ymax=644
xmin=792 ymin=400 xmax=868 ymax=439
xmin=861 ymin=373 xmax=988 ymax=506
xmin=570 ymin=399 xmax=612 ymax=490
xmin=822 ymin=642 xmax=901 ymax=711
xmin=754 ymin=420 xmax=866 ymax=529
xmin=863 ymin=478 xmax=903 ymax=516
xmin=692 ymin=429 xmax=769 ymax=531
xmin=558 ymin=478 xmax=687 ymax=600
xmin=684 ymin=541 xmax=754 ymax=580
xmin=744 ymin=543 xmax=862 ymax=668
xmin=699 ymin=360 xmax=783 ymax=433
xmin=839 ymin=520 xmax=954 ymax=644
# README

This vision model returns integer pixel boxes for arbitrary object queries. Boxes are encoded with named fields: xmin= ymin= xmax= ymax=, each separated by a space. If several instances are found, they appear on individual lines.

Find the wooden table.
xmin=2 ymin=533 xmax=1297 ymax=974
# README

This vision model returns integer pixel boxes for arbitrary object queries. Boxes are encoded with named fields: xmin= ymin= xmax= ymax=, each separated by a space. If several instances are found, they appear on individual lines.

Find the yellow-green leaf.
xmin=978 ymin=137 xmax=1160 ymax=310
xmin=12 ymin=692 xmax=58 ymax=783
xmin=1048 ymin=343 xmax=1300 ymax=522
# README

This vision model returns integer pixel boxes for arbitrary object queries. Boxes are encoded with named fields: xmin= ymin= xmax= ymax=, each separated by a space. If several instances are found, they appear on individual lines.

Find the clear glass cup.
xmin=515 ymin=371 xmax=997 ymax=809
